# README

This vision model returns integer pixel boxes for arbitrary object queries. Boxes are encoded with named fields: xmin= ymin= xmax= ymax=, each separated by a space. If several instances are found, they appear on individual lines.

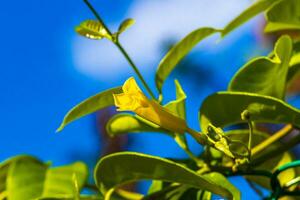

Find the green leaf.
xmin=164 ymin=80 xmax=188 ymax=150
xmin=264 ymin=0 xmax=300 ymax=33
xmin=199 ymin=91 xmax=300 ymax=132
xmin=76 ymin=20 xmax=110 ymax=40
xmin=41 ymin=163 xmax=87 ymax=197
xmin=202 ymin=172 xmax=240 ymax=200
xmin=145 ymin=184 xmax=187 ymax=200
xmin=57 ymin=87 xmax=122 ymax=132
xmin=117 ymin=18 xmax=135 ymax=35
xmin=106 ymin=113 xmax=165 ymax=137
xmin=228 ymin=35 xmax=293 ymax=99
xmin=0 ymin=155 xmax=36 ymax=197
xmin=94 ymin=152 xmax=240 ymax=199
xmin=147 ymin=180 xmax=164 ymax=195
xmin=155 ymin=28 xmax=218 ymax=94
xmin=222 ymin=0 xmax=282 ymax=36
xmin=0 ymin=156 xmax=88 ymax=200
xmin=164 ymin=80 xmax=186 ymax=119
xmin=146 ymin=185 xmax=211 ymax=200
xmin=37 ymin=196 xmax=103 ymax=200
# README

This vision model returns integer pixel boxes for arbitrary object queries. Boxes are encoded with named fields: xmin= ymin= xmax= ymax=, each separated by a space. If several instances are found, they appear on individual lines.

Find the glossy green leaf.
xmin=164 ymin=80 xmax=186 ymax=119
xmin=155 ymin=28 xmax=218 ymax=94
xmin=164 ymin=80 xmax=188 ymax=150
xmin=37 ymin=196 xmax=103 ymax=200
xmin=41 ymin=163 xmax=87 ymax=197
xmin=0 ymin=155 xmax=36 ymax=197
xmin=145 ymin=184 xmax=186 ymax=200
xmin=170 ymin=186 xmax=196 ymax=200
xmin=228 ymin=35 xmax=292 ymax=99
xmin=199 ymin=91 xmax=300 ymax=132
xmin=146 ymin=185 xmax=211 ymax=200
xmin=0 ymin=156 xmax=88 ymax=200
xmin=6 ymin=157 xmax=47 ymax=200
xmin=117 ymin=18 xmax=135 ymax=35
xmin=147 ymin=180 xmax=164 ymax=195
xmin=94 ymin=152 xmax=240 ymax=199
xmin=57 ymin=87 xmax=122 ymax=132
xmin=106 ymin=113 xmax=165 ymax=137
xmin=197 ymin=190 xmax=212 ymax=200
xmin=222 ymin=0 xmax=282 ymax=36
xmin=202 ymin=172 xmax=240 ymax=200
xmin=264 ymin=0 xmax=300 ymax=33
xmin=76 ymin=20 xmax=110 ymax=40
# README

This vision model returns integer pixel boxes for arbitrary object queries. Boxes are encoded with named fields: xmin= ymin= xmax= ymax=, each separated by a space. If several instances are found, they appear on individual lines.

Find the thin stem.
xmin=251 ymin=124 xmax=293 ymax=156
xmin=251 ymin=130 xmax=300 ymax=167
xmin=228 ymin=169 xmax=273 ymax=178
xmin=284 ymin=176 xmax=300 ymax=189
xmin=115 ymin=42 xmax=156 ymax=99
xmin=247 ymin=121 xmax=254 ymax=153
xmin=83 ymin=0 xmax=113 ymax=35
xmin=83 ymin=0 xmax=156 ymax=100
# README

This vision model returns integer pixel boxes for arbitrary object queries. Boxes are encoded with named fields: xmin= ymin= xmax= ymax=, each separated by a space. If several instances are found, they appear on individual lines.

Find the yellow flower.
xmin=113 ymin=77 xmax=187 ymax=134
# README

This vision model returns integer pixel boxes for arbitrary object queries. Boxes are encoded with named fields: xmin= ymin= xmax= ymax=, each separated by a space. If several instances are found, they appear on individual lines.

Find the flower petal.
xmin=123 ymin=77 xmax=142 ymax=94
xmin=113 ymin=93 xmax=132 ymax=110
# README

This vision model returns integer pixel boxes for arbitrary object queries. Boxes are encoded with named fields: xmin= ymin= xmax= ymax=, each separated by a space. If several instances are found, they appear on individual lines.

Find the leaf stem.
xmin=247 ymin=121 xmax=254 ymax=154
xmin=251 ymin=127 xmax=300 ymax=167
xmin=251 ymin=124 xmax=293 ymax=156
xmin=186 ymin=127 xmax=207 ymax=145
xmin=83 ymin=0 xmax=156 ymax=100
xmin=83 ymin=0 xmax=112 ymax=35
xmin=115 ymin=42 xmax=156 ymax=99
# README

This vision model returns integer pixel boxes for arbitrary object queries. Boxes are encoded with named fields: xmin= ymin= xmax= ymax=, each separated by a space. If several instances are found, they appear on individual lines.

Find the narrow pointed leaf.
xmin=164 ymin=80 xmax=186 ymax=119
xmin=200 ymin=91 xmax=300 ymax=132
xmin=164 ymin=80 xmax=188 ymax=149
xmin=155 ymin=28 xmax=218 ymax=94
xmin=57 ymin=87 xmax=122 ymax=132
xmin=94 ymin=152 xmax=240 ymax=199
xmin=228 ymin=35 xmax=292 ymax=99
xmin=222 ymin=0 xmax=282 ymax=36
xmin=118 ymin=18 xmax=135 ymax=35
xmin=76 ymin=20 xmax=109 ymax=40
xmin=264 ymin=0 xmax=300 ymax=33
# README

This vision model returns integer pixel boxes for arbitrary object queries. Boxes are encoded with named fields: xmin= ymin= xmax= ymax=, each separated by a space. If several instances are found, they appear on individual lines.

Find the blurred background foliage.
xmin=1 ymin=0 xmax=297 ymax=199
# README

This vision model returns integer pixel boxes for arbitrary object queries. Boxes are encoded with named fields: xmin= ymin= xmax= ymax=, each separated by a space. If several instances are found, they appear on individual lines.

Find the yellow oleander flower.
xmin=113 ymin=77 xmax=187 ymax=134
